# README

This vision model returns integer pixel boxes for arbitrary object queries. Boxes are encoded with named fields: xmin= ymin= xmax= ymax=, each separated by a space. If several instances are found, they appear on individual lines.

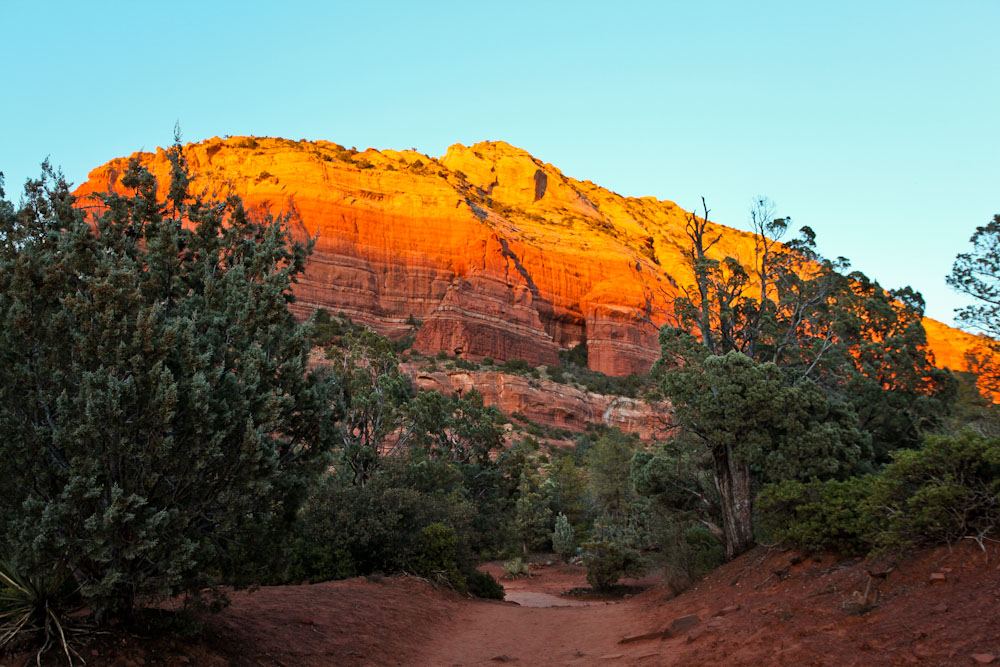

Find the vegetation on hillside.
xmin=1 ymin=143 xmax=997 ymax=663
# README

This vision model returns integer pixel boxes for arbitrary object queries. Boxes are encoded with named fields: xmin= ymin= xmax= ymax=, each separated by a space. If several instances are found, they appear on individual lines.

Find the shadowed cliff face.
xmin=74 ymin=136 xmax=987 ymax=378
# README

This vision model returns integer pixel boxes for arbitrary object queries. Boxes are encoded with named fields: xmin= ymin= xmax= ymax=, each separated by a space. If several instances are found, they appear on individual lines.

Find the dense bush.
xmin=870 ymin=431 xmax=1000 ymax=550
xmin=0 ymin=150 xmax=337 ymax=621
xmin=757 ymin=477 xmax=877 ymax=556
xmin=287 ymin=458 xmax=475 ymax=583
xmin=412 ymin=523 xmax=466 ymax=592
xmin=758 ymin=432 xmax=1000 ymax=556
xmin=582 ymin=541 xmax=646 ymax=591
xmin=467 ymin=570 xmax=505 ymax=600
xmin=501 ymin=358 xmax=535 ymax=375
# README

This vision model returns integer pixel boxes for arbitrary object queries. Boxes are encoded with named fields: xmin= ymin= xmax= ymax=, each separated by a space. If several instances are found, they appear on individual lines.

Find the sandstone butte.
xmin=74 ymin=136 xmax=990 ymax=385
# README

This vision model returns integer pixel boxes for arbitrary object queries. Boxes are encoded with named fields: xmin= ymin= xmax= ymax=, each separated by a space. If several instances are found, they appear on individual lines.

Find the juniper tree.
xmin=657 ymin=198 xmax=951 ymax=558
xmin=0 ymin=148 xmax=339 ymax=620
xmin=656 ymin=335 xmax=868 ymax=557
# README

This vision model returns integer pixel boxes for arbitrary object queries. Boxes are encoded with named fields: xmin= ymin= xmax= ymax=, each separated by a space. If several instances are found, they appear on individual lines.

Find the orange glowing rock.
xmin=73 ymin=136 xmax=992 ymax=384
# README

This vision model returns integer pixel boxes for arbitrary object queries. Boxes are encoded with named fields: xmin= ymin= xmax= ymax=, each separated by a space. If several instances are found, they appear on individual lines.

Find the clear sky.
xmin=2 ymin=1 xmax=997 ymax=326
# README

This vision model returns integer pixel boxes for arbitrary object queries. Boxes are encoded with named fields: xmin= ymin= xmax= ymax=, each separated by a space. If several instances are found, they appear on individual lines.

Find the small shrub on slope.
xmin=582 ymin=541 xmax=646 ymax=591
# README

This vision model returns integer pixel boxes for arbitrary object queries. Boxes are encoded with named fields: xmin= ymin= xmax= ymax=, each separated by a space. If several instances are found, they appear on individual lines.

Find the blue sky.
xmin=1 ymin=1 xmax=997 ymax=326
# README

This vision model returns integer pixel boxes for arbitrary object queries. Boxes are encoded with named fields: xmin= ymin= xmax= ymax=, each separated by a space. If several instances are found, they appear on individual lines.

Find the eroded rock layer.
xmin=75 ymin=136 xmax=987 ymax=378
xmin=403 ymin=364 xmax=669 ymax=441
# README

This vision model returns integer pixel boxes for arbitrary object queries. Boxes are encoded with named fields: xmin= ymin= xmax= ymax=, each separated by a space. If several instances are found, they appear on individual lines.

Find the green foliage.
xmin=658 ymin=335 xmax=869 ymax=557
xmin=586 ymin=428 xmax=642 ymax=518
xmin=631 ymin=435 xmax=720 ymax=531
xmin=759 ymin=432 xmax=1000 ymax=556
xmin=466 ymin=570 xmax=505 ymax=600
xmin=412 ymin=523 xmax=466 ymax=592
xmin=407 ymin=388 xmax=516 ymax=555
xmin=542 ymin=454 xmax=588 ymax=527
xmin=559 ymin=342 xmax=588 ymax=367
xmin=758 ymin=477 xmax=877 ymax=556
xmin=661 ymin=199 xmax=955 ymax=557
xmin=513 ymin=469 xmax=553 ymax=553
xmin=331 ymin=329 xmax=414 ymax=485
xmin=547 ymin=342 xmax=650 ymax=397
xmin=582 ymin=541 xmax=646 ymax=591
xmin=947 ymin=214 xmax=1000 ymax=395
xmin=288 ymin=457 xmax=475 ymax=583
xmin=501 ymin=358 xmax=534 ymax=375
xmin=0 ymin=152 xmax=337 ymax=620
xmin=552 ymin=513 xmax=576 ymax=561
xmin=310 ymin=308 xmax=366 ymax=347
xmin=837 ymin=277 xmax=956 ymax=462
xmin=870 ymin=432 xmax=1000 ymax=550
xmin=662 ymin=345 xmax=869 ymax=484
xmin=680 ymin=526 xmax=727 ymax=577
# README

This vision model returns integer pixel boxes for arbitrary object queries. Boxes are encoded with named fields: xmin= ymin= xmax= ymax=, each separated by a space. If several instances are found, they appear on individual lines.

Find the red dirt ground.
xmin=4 ymin=542 xmax=999 ymax=666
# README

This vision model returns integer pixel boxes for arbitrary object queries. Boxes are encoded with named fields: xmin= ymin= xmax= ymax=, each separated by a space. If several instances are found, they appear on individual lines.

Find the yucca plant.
xmin=0 ymin=560 xmax=84 ymax=665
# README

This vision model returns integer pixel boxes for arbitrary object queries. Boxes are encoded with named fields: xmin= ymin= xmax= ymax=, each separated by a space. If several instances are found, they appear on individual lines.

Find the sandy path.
xmin=415 ymin=564 xmax=668 ymax=666
xmin=415 ymin=599 xmax=662 ymax=666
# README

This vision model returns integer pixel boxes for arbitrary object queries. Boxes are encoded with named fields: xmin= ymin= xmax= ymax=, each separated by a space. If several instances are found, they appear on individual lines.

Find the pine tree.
xmin=552 ymin=513 xmax=575 ymax=562
xmin=0 ymin=147 xmax=339 ymax=620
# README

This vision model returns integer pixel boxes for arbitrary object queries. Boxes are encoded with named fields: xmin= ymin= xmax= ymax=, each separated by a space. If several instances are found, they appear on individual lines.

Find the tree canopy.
xmin=947 ymin=213 xmax=1000 ymax=393
xmin=650 ymin=198 xmax=953 ymax=558
xmin=0 ymin=148 xmax=339 ymax=619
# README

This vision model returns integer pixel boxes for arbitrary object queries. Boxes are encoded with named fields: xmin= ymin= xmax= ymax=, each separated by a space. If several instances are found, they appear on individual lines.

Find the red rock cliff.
xmin=74 ymin=136 xmax=988 ymax=378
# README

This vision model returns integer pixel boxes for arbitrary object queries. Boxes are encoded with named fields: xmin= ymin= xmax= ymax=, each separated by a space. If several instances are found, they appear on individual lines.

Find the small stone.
xmin=972 ymin=654 xmax=996 ymax=665
xmin=598 ymin=654 xmax=624 ymax=660
xmin=940 ymin=567 xmax=953 ymax=573
xmin=670 ymin=614 xmax=701 ymax=634
xmin=177 ymin=658 xmax=191 ymax=665
xmin=91 ymin=650 xmax=100 ymax=656
xmin=619 ymin=630 xmax=665 ymax=644
xmin=636 ymin=652 xmax=661 ymax=661
xmin=929 ymin=572 xmax=946 ymax=584
xmin=713 ymin=604 xmax=741 ymax=617
xmin=490 ymin=656 xmax=518 ymax=663
xmin=933 ymin=602 xmax=949 ymax=613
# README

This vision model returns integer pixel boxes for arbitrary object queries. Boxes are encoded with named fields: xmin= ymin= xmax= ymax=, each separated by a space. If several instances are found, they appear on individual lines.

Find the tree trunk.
xmin=712 ymin=443 xmax=755 ymax=559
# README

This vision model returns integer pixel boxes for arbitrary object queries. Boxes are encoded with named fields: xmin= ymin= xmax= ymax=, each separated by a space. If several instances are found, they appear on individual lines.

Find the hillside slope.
xmin=75 ymin=136 xmax=987 ymax=378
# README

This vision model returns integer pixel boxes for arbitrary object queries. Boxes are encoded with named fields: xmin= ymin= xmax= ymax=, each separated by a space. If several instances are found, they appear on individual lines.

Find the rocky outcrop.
xmin=74 ymin=136 xmax=989 ymax=379
xmin=402 ymin=364 xmax=670 ymax=441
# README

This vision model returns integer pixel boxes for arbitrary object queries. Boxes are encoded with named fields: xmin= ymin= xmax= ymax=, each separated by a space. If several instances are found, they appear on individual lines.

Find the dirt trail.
xmin=6 ymin=544 xmax=999 ymax=666
xmin=417 ymin=546 xmax=1000 ymax=667
xmin=413 ymin=563 xmax=676 ymax=666
xmin=415 ymin=600 xmax=651 ymax=666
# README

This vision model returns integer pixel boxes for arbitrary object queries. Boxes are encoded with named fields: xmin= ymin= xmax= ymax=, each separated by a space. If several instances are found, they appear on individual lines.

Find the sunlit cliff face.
xmin=74 ymin=136 xmax=989 ymax=381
